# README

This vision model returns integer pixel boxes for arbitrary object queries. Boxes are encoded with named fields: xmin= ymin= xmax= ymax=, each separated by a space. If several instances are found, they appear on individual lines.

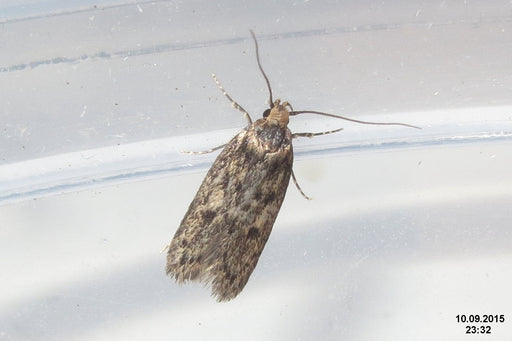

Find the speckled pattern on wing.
xmin=166 ymin=116 xmax=293 ymax=301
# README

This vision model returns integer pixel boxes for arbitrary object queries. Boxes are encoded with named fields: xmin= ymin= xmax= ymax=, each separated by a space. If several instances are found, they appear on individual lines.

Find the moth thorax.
xmin=267 ymin=99 xmax=290 ymax=127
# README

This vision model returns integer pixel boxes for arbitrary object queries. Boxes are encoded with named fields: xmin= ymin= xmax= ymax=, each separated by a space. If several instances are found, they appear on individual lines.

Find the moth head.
xmin=265 ymin=99 xmax=291 ymax=127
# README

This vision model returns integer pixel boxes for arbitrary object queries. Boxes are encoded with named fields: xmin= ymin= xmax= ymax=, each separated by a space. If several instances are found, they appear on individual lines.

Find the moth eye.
xmin=263 ymin=108 xmax=271 ymax=118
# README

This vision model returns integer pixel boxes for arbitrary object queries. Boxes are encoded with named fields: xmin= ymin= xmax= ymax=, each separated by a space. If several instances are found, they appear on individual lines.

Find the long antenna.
xmin=290 ymin=110 xmax=421 ymax=129
xmin=250 ymin=30 xmax=274 ymax=107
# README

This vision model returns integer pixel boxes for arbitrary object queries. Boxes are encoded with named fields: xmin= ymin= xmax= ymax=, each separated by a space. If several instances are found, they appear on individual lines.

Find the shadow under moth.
xmin=165 ymin=31 xmax=419 ymax=302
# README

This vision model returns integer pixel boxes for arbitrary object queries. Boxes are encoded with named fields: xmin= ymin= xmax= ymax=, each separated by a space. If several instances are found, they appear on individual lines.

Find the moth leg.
xmin=292 ymin=128 xmax=343 ymax=139
xmin=291 ymin=169 xmax=312 ymax=200
xmin=182 ymin=143 xmax=227 ymax=155
xmin=290 ymin=128 xmax=343 ymax=199
xmin=212 ymin=73 xmax=253 ymax=125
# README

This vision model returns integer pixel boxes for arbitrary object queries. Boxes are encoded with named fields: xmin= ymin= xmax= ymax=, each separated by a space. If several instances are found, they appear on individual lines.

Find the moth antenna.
xmin=290 ymin=110 xmax=421 ymax=129
xmin=250 ymin=30 xmax=274 ymax=108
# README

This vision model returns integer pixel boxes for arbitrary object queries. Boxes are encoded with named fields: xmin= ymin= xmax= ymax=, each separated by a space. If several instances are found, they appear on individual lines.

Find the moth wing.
xmin=166 ymin=126 xmax=293 ymax=301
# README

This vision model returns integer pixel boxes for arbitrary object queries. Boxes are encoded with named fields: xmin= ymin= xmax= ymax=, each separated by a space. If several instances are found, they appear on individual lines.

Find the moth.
xmin=165 ymin=31 xmax=418 ymax=301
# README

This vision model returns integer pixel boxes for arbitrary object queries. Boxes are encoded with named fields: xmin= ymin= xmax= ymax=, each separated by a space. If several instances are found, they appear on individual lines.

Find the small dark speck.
xmin=247 ymin=227 xmax=259 ymax=239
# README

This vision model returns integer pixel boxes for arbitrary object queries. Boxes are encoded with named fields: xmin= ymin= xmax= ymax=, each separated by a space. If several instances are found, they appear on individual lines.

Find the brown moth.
xmin=165 ymin=31 xmax=418 ymax=301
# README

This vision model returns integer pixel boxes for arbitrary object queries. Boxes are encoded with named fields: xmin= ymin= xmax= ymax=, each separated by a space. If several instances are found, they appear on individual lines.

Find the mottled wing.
xmin=166 ymin=119 xmax=293 ymax=301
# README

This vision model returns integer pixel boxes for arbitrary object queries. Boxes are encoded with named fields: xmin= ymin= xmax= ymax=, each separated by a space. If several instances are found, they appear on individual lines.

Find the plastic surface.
xmin=1 ymin=1 xmax=512 ymax=340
